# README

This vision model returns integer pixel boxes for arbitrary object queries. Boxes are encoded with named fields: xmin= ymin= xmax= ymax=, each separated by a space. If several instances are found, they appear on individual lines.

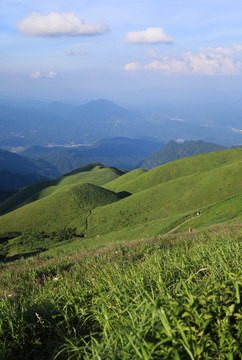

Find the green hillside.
xmin=105 ymin=148 xmax=242 ymax=194
xmin=0 ymin=182 xmax=123 ymax=234
xmin=88 ymin=159 xmax=242 ymax=237
xmin=141 ymin=139 xmax=227 ymax=170
xmin=0 ymin=224 xmax=241 ymax=359
xmin=0 ymin=144 xmax=241 ymax=359
xmin=0 ymin=162 xmax=127 ymax=215
xmin=104 ymin=168 xmax=146 ymax=192
xmin=0 ymin=148 xmax=241 ymax=261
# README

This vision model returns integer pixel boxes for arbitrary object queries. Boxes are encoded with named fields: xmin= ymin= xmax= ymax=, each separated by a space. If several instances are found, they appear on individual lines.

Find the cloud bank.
xmin=18 ymin=12 xmax=109 ymax=36
xmin=31 ymin=71 xmax=57 ymax=79
xmin=125 ymin=27 xmax=173 ymax=44
xmin=124 ymin=44 xmax=242 ymax=75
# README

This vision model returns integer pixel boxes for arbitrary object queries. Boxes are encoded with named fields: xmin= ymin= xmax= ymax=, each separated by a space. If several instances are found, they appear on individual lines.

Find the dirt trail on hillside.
xmin=162 ymin=215 xmax=200 ymax=237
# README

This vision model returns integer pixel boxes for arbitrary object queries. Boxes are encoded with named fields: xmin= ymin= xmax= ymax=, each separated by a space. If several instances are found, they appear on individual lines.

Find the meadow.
xmin=0 ymin=224 xmax=241 ymax=359
xmin=0 ymin=149 xmax=241 ymax=359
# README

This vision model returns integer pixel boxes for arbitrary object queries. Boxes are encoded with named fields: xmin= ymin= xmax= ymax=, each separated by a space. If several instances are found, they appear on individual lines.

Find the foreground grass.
xmin=0 ymin=225 xmax=241 ymax=359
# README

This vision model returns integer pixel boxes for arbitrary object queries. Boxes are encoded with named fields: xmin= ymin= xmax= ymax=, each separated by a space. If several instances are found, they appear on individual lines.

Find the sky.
xmin=1 ymin=0 xmax=242 ymax=105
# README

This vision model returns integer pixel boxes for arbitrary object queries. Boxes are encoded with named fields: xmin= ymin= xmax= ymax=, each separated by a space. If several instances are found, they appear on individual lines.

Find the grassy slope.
xmin=0 ymin=151 xmax=241 ymax=359
xmin=88 ymin=159 xmax=242 ymax=237
xmin=0 ymin=183 xmax=123 ymax=233
xmin=0 ymin=149 xmax=241 ymax=259
xmin=0 ymin=162 xmax=127 ymax=215
xmin=0 ymin=225 xmax=241 ymax=359
xmin=104 ymin=148 xmax=242 ymax=194
xmin=103 ymin=168 xmax=146 ymax=192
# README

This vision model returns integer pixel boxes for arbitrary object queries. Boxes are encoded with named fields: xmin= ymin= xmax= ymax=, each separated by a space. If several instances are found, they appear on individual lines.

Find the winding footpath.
xmin=162 ymin=214 xmax=200 ymax=237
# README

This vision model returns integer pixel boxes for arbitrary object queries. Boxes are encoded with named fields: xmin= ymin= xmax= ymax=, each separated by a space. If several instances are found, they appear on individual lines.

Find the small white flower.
xmin=53 ymin=277 xmax=59 ymax=281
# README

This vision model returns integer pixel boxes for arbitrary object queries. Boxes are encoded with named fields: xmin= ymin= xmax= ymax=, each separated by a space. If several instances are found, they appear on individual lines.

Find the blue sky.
xmin=1 ymin=0 xmax=242 ymax=105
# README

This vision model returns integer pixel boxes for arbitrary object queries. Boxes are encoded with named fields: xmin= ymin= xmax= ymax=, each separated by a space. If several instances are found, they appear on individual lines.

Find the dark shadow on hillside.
xmin=0 ymin=162 xmax=126 ymax=216
xmin=117 ymin=191 xmax=132 ymax=199
xmin=0 ymin=231 xmax=21 ymax=244
xmin=2 ymin=248 xmax=47 ymax=263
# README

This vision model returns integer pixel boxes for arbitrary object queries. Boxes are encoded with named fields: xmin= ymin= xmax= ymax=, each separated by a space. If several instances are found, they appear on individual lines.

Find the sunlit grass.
xmin=0 ymin=225 xmax=241 ymax=359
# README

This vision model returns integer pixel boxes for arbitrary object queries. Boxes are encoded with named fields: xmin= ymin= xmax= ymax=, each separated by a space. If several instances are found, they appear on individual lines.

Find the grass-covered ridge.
xmin=88 ymin=158 xmax=242 ymax=237
xmin=0 ymin=162 xmax=127 ymax=215
xmin=0 ymin=182 xmax=123 ymax=234
xmin=104 ymin=148 xmax=242 ymax=194
xmin=0 ymin=148 xmax=241 ymax=260
xmin=0 ymin=148 xmax=241 ymax=358
xmin=0 ymin=225 xmax=241 ymax=359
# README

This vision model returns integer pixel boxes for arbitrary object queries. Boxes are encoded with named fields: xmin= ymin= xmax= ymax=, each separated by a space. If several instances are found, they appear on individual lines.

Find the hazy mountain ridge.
xmin=20 ymin=137 xmax=165 ymax=173
xmin=1 ymin=99 xmax=241 ymax=148
xmin=0 ymin=169 xmax=48 ymax=191
xmin=0 ymin=149 xmax=61 ymax=192
xmin=141 ymin=140 xmax=228 ymax=170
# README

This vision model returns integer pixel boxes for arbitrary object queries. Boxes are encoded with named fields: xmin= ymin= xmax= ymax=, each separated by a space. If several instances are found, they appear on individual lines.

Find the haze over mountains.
xmin=1 ymin=98 xmax=241 ymax=150
xmin=0 ymin=97 xmax=241 ymax=195
xmin=141 ymin=140 xmax=228 ymax=170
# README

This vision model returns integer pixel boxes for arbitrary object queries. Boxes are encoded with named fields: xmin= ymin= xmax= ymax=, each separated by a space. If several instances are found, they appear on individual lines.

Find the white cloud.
xmin=18 ymin=12 xmax=109 ymax=36
xmin=124 ymin=44 xmax=242 ymax=75
xmin=31 ymin=71 xmax=42 ymax=79
xmin=31 ymin=70 xmax=57 ymax=79
xmin=124 ymin=62 xmax=141 ymax=71
xmin=45 ymin=70 xmax=57 ymax=78
xmin=125 ymin=27 xmax=173 ymax=44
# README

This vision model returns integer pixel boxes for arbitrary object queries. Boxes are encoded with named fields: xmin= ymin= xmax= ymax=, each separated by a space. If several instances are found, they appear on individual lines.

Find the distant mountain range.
xmin=141 ymin=140 xmax=228 ymax=170
xmin=1 ymin=137 xmax=241 ymax=193
xmin=20 ymin=137 xmax=164 ymax=173
xmin=0 ymin=99 xmax=241 ymax=148
xmin=0 ymin=137 xmax=163 ymax=192
xmin=0 ymin=149 xmax=60 ymax=191
xmin=0 ymin=170 xmax=48 ymax=191
xmin=0 ymin=149 xmax=59 ymax=177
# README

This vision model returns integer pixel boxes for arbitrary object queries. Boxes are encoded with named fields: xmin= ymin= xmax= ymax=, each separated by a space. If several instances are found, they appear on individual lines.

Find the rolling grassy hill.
xmin=104 ymin=148 xmax=241 ymax=194
xmin=0 ymin=162 xmax=127 ymax=215
xmin=0 ymin=182 xmax=124 ymax=234
xmin=0 ymin=148 xmax=241 ymax=359
xmin=88 ymin=158 xmax=242 ymax=238
xmin=0 ymin=148 xmax=240 ymax=261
